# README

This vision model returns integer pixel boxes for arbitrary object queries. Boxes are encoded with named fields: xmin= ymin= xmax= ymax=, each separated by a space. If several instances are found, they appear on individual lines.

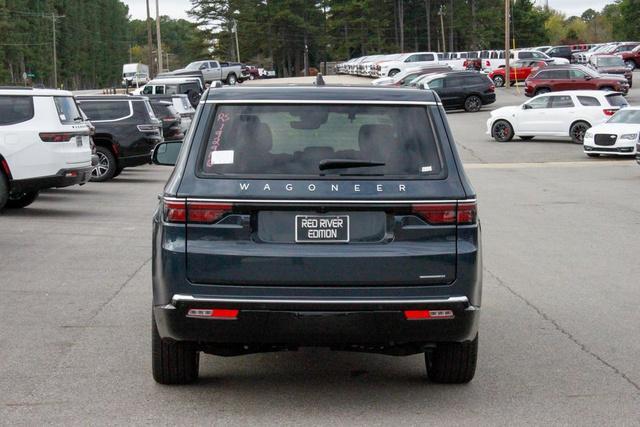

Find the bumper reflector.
xmin=187 ymin=308 xmax=239 ymax=319
xmin=404 ymin=309 xmax=455 ymax=320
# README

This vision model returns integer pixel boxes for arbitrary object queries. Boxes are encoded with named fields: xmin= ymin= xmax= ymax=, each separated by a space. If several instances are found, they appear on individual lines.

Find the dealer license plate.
xmin=295 ymin=215 xmax=349 ymax=243
xmin=76 ymin=135 xmax=83 ymax=147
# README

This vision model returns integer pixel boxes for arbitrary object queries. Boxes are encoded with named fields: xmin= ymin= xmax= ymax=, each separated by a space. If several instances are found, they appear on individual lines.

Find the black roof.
xmin=75 ymin=94 xmax=148 ymax=101
xmin=205 ymin=85 xmax=439 ymax=103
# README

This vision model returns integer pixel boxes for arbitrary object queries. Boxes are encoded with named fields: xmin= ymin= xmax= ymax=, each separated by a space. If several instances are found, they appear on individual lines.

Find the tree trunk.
xmin=449 ymin=0 xmax=454 ymax=52
xmin=398 ymin=0 xmax=404 ymax=53
xmin=426 ymin=0 xmax=431 ymax=51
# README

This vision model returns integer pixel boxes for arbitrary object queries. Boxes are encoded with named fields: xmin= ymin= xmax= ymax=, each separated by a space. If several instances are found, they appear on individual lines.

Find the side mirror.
xmin=585 ymin=75 xmax=592 ymax=80
xmin=199 ymin=64 xmax=207 ymax=70
xmin=522 ymin=104 xmax=532 ymax=110
xmin=152 ymin=141 xmax=183 ymax=166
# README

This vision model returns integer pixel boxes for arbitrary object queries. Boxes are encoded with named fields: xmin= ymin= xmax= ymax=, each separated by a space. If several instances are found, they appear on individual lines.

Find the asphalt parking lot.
xmin=1 ymin=76 xmax=640 ymax=425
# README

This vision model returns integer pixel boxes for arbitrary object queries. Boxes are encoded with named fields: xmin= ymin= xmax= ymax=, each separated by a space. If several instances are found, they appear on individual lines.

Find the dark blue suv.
xmin=151 ymin=85 xmax=482 ymax=384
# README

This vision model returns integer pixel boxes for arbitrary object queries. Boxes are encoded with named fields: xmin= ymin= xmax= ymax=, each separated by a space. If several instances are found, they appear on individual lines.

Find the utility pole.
xmin=51 ymin=13 xmax=64 ymax=88
xmin=398 ymin=0 xmax=404 ymax=53
xmin=155 ymin=0 xmax=163 ymax=73
xmin=146 ymin=0 xmax=154 ymax=77
xmin=425 ymin=0 xmax=431 ymax=51
xmin=505 ymin=0 xmax=511 ymax=88
xmin=449 ymin=0 xmax=453 ymax=52
xmin=438 ymin=5 xmax=445 ymax=53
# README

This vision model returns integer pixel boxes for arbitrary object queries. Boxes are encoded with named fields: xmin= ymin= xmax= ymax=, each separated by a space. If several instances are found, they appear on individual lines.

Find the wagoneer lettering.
xmin=151 ymin=85 xmax=481 ymax=385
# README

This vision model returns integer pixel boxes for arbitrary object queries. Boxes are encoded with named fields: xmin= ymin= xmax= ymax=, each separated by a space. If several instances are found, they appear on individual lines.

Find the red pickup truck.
xmin=620 ymin=45 xmax=640 ymax=69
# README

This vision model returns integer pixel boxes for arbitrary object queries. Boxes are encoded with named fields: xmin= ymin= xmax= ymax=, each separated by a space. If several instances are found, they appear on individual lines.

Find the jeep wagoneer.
xmin=151 ymin=84 xmax=482 ymax=385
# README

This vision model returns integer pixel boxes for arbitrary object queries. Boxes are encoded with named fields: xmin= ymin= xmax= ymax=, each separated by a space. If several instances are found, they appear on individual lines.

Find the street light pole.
xmin=505 ymin=0 xmax=511 ymax=88
xmin=156 ymin=0 xmax=163 ymax=73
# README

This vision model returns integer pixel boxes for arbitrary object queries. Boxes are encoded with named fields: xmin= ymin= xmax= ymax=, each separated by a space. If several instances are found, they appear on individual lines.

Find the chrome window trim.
xmin=163 ymin=197 xmax=476 ymax=205
xmin=171 ymin=294 xmax=469 ymax=306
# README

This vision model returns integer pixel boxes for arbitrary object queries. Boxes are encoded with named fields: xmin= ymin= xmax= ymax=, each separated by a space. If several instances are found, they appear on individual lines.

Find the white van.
xmin=122 ymin=63 xmax=150 ymax=87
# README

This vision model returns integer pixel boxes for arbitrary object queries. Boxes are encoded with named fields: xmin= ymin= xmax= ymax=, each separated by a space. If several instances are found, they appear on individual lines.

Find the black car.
xmin=546 ymin=45 xmax=573 ymax=61
xmin=150 ymin=84 xmax=482 ymax=385
xmin=419 ymin=71 xmax=496 ymax=112
xmin=76 ymin=95 xmax=163 ymax=181
xmin=149 ymin=100 xmax=183 ymax=141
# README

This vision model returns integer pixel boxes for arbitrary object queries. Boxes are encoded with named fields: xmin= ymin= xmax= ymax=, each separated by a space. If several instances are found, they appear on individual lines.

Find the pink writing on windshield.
xmin=207 ymin=112 xmax=231 ymax=167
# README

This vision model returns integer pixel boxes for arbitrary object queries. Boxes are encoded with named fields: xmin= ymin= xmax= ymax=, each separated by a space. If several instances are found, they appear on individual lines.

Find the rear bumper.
xmin=10 ymin=166 xmax=93 ymax=193
xmin=154 ymin=294 xmax=480 ymax=352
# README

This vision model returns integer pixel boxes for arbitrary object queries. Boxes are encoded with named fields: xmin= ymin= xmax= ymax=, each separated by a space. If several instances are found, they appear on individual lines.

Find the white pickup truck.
xmin=482 ymin=50 xmax=569 ymax=71
xmin=171 ymin=60 xmax=244 ymax=85
xmin=378 ymin=52 xmax=440 ymax=77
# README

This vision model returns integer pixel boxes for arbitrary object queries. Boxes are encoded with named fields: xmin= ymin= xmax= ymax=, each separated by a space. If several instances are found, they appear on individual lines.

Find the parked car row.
xmin=0 ymin=86 xmax=200 ymax=211
xmin=335 ymin=48 xmax=571 ymax=78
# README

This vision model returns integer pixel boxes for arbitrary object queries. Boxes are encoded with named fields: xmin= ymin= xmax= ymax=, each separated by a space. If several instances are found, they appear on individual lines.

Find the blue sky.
xmin=121 ymin=0 xmax=615 ymax=21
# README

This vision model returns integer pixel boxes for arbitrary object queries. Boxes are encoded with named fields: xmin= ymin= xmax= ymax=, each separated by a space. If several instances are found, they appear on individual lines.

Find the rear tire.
xmin=464 ymin=95 xmax=482 ymax=112
xmin=0 ymin=173 xmax=9 ymax=211
xmin=570 ymin=121 xmax=591 ymax=144
xmin=388 ymin=69 xmax=400 ymax=77
xmin=6 ymin=191 xmax=39 ymax=209
xmin=152 ymin=313 xmax=199 ymax=385
xmin=426 ymin=335 xmax=478 ymax=384
xmin=91 ymin=146 xmax=117 ymax=182
xmin=492 ymin=120 xmax=514 ymax=142
xmin=226 ymin=73 xmax=237 ymax=85
xmin=625 ymin=60 xmax=636 ymax=70
xmin=113 ymin=166 xmax=124 ymax=178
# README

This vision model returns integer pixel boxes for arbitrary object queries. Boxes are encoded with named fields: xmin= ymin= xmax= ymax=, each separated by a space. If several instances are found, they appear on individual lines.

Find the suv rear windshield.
xmin=79 ymin=101 xmax=131 ymax=121
xmin=605 ymin=93 xmax=629 ymax=108
xmin=199 ymin=104 xmax=444 ymax=178
xmin=54 ymin=97 xmax=82 ymax=124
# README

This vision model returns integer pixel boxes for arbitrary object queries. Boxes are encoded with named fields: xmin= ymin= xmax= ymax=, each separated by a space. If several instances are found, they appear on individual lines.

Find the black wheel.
xmin=587 ymin=153 xmax=600 ymax=158
xmin=534 ymin=88 xmax=550 ymax=96
xmin=426 ymin=335 xmax=478 ymax=384
xmin=186 ymin=89 xmax=200 ymax=108
xmin=249 ymin=74 xmax=255 ymax=80
xmin=0 ymin=172 xmax=9 ymax=211
xmin=492 ymin=120 xmax=514 ymax=142
xmin=113 ymin=166 xmax=124 ymax=178
xmin=464 ymin=95 xmax=482 ymax=112
xmin=152 ymin=313 xmax=199 ymax=385
xmin=492 ymin=75 xmax=505 ymax=87
xmin=227 ymin=73 xmax=237 ymax=85
xmin=388 ymin=69 xmax=400 ymax=77
xmin=570 ymin=121 xmax=591 ymax=144
xmin=625 ymin=60 xmax=636 ymax=70
xmin=520 ymin=136 xmax=534 ymax=141
xmin=91 ymin=146 xmax=117 ymax=182
xmin=6 ymin=191 xmax=39 ymax=209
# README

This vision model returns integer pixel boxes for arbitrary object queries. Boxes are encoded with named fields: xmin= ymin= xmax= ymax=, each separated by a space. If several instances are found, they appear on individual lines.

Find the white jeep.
xmin=0 ymin=88 xmax=93 ymax=210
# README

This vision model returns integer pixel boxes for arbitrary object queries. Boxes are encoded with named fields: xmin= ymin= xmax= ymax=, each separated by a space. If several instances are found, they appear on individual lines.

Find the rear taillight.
xmin=137 ymin=124 xmax=160 ymax=133
xmin=164 ymin=200 xmax=187 ymax=223
xmin=411 ymin=201 xmax=477 ymax=225
xmin=603 ymin=108 xmax=617 ymax=116
xmin=488 ymin=84 xmax=495 ymax=92
xmin=163 ymin=199 xmax=232 ymax=224
xmin=187 ymin=308 xmax=239 ymax=319
xmin=39 ymin=132 xmax=75 ymax=142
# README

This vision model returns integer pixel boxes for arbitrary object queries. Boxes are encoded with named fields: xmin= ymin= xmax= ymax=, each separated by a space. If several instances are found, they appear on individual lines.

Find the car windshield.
xmin=200 ymin=104 xmax=444 ymax=178
xmin=598 ymin=57 xmax=625 ymax=67
xmin=185 ymin=62 xmax=203 ymax=70
xmin=607 ymin=109 xmax=640 ymax=124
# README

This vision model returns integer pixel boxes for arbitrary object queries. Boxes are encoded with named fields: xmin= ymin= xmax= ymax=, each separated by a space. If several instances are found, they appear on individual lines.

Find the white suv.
xmin=0 ymin=88 xmax=93 ymax=210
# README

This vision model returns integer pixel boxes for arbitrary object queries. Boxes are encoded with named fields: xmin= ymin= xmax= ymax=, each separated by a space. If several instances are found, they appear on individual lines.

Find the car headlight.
xmin=584 ymin=131 xmax=593 ymax=139
xmin=620 ymin=133 xmax=638 ymax=140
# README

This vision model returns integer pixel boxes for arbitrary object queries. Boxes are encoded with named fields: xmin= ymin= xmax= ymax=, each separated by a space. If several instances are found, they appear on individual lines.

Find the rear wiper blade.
xmin=319 ymin=159 xmax=385 ymax=171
